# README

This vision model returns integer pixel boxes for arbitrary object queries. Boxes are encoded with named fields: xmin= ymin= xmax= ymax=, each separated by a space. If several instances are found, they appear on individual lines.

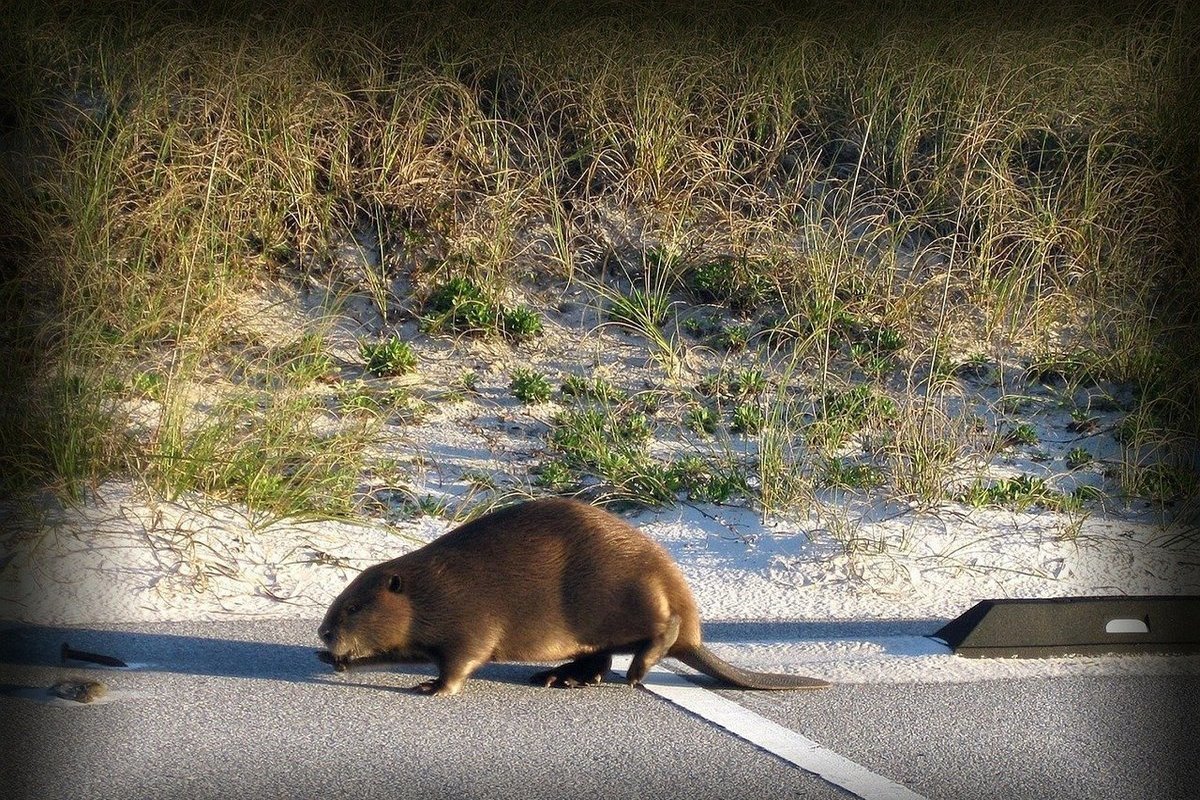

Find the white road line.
xmin=614 ymin=656 xmax=931 ymax=800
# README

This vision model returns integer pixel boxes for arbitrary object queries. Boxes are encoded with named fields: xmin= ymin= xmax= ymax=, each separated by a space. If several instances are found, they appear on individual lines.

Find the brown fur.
xmin=318 ymin=497 xmax=830 ymax=695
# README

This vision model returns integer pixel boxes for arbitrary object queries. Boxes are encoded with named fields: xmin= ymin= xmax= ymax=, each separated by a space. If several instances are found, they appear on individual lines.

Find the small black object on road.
xmin=61 ymin=642 xmax=128 ymax=668
xmin=934 ymin=595 xmax=1200 ymax=657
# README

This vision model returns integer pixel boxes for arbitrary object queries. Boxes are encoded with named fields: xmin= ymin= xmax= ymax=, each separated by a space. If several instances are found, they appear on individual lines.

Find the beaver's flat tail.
xmin=675 ymin=644 xmax=830 ymax=690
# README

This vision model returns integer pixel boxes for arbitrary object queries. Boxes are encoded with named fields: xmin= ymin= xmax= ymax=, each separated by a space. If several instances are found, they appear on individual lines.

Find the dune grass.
xmin=1 ymin=0 xmax=1195 ymax=520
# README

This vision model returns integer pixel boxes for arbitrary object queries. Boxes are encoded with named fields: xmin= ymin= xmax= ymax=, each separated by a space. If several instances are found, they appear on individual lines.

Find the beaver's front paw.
xmin=316 ymin=650 xmax=349 ymax=672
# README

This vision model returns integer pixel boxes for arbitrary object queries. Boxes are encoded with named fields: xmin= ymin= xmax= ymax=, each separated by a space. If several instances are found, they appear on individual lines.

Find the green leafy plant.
xmin=682 ymin=314 xmax=721 ymax=338
xmin=959 ymin=475 xmax=1064 ymax=510
xmin=1122 ymin=462 xmax=1195 ymax=502
xmin=688 ymin=462 xmax=752 ymax=504
xmin=849 ymin=341 xmax=893 ymax=379
xmin=712 ymin=323 xmax=750 ymax=352
xmin=731 ymin=403 xmax=764 ymax=435
xmin=360 ymin=336 xmax=417 ymax=377
xmin=821 ymin=385 xmax=897 ymax=422
xmin=423 ymin=274 xmax=542 ymax=341
xmin=1005 ymin=423 xmax=1040 ymax=447
xmin=455 ymin=370 xmax=480 ymax=395
xmin=279 ymin=333 xmax=336 ymax=383
xmin=614 ymin=412 xmax=654 ymax=444
xmin=510 ymin=367 xmax=553 ymax=403
xmin=388 ymin=389 xmax=434 ymax=423
xmin=411 ymin=494 xmax=450 ymax=517
xmin=1065 ymin=447 xmax=1092 ymax=468
xmin=684 ymin=256 xmax=770 ymax=311
xmin=806 ymin=385 xmax=899 ymax=450
xmin=1027 ymin=350 xmax=1101 ymax=385
xmin=501 ymin=306 xmax=544 ymax=342
xmin=130 ymin=371 xmax=165 ymax=399
xmin=1068 ymin=406 xmax=1100 ymax=434
xmin=424 ymin=275 xmax=496 ymax=332
xmin=461 ymin=470 xmax=498 ymax=489
xmin=685 ymin=404 xmax=719 ymax=436
xmin=561 ymin=374 xmax=626 ymax=404
xmin=729 ymin=367 xmax=767 ymax=398
xmin=548 ymin=406 xmax=671 ymax=503
xmin=534 ymin=458 xmax=576 ymax=491
xmin=561 ymin=374 xmax=589 ymax=397
xmin=872 ymin=326 xmax=905 ymax=353
xmin=997 ymin=394 xmax=1036 ymax=414
xmin=696 ymin=372 xmax=723 ymax=398
xmin=824 ymin=458 xmax=885 ymax=490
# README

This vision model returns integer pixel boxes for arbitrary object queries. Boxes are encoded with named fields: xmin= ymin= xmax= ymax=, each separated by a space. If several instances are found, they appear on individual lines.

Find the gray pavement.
xmin=1 ymin=620 xmax=1195 ymax=800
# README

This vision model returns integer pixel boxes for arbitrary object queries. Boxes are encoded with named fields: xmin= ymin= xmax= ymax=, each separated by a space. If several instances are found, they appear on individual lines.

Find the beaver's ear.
xmin=388 ymin=574 xmax=403 ymax=593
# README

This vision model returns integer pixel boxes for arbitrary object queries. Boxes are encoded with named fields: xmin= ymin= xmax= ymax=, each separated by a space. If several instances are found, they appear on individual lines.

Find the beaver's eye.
xmin=388 ymin=574 xmax=403 ymax=593
xmin=345 ymin=602 xmax=362 ymax=615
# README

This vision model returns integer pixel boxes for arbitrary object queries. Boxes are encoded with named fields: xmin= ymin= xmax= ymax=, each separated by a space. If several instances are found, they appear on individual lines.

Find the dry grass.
xmin=1 ymin=0 xmax=1195 ymax=521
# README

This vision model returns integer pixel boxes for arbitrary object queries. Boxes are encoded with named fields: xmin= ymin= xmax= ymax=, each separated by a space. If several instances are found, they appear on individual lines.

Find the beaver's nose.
xmin=318 ymin=624 xmax=333 ymax=644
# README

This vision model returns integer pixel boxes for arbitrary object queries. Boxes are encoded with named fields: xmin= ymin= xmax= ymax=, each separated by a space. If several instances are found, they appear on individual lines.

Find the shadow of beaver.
xmin=0 ymin=617 xmax=940 ymax=693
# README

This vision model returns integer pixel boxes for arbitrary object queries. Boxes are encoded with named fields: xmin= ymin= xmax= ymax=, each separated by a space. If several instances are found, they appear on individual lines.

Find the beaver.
xmin=317 ymin=497 xmax=829 ymax=696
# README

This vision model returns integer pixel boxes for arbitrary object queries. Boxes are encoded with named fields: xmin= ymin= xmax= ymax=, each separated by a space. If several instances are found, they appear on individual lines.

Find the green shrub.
xmin=360 ymin=336 xmax=417 ymax=377
xmin=1065 ymin=447 xmax=1092 ymax=468
xmin=424 ymin=275 xmax=496 ymax=331
xmin=685 ymin=405 xmax=719 ymax=436
xmin=820 ymin=385 xmax=897 ymax=424
xmin=731 ymin=403 xmax=764 ymax=435
xmin=712 ymin=324 xmax=751 ymax=352
xmin=959 ymin=475 xmax=1064 ymax=510
xmin=501 ymin=306 xmax=544 ymax=342
xmin=548 ymin=406 xmax=671 ymax=502
xmin=807 ymin=385 xmax=899 ymax=449
xmin=729 ymin=367 xmax=767 ymax=397
xmin=561 ymin=374 xmax=626 ymax=403
xmin=688 ymin=463 xmax=752 ymax=504
xmin=511 ymin=367 xmax=553 ymax=403
xmin=130 ymin=371 xmax=165 ymax=399
xmin=824 ymin=458 xmax=885 ymax=490
xmin=424 ymin=275 xmax=542 ymax=341
xmin=682 ymin=314 xmax=721 ymax=339
xmin=338 ymin=381 xmax=387 ymax=414
xmin=684 ymin=256 xmax=770 ymax=311
xmin=871 ymin=326 xmax=905 ymax=353
xmin=1005 ymin=423 xmax=1039 ymax=447
xmin=534 ymin=458 xmax=576 ymax=491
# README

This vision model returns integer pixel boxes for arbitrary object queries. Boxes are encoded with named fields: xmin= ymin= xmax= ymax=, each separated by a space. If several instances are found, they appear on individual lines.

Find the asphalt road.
xmin=1 ymin=620 xmax=1195 ymax=800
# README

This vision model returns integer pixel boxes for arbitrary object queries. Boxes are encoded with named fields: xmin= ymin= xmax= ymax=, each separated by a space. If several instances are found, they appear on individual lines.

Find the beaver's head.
xmin=318 ymin=561 xmax=414 ymax=667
